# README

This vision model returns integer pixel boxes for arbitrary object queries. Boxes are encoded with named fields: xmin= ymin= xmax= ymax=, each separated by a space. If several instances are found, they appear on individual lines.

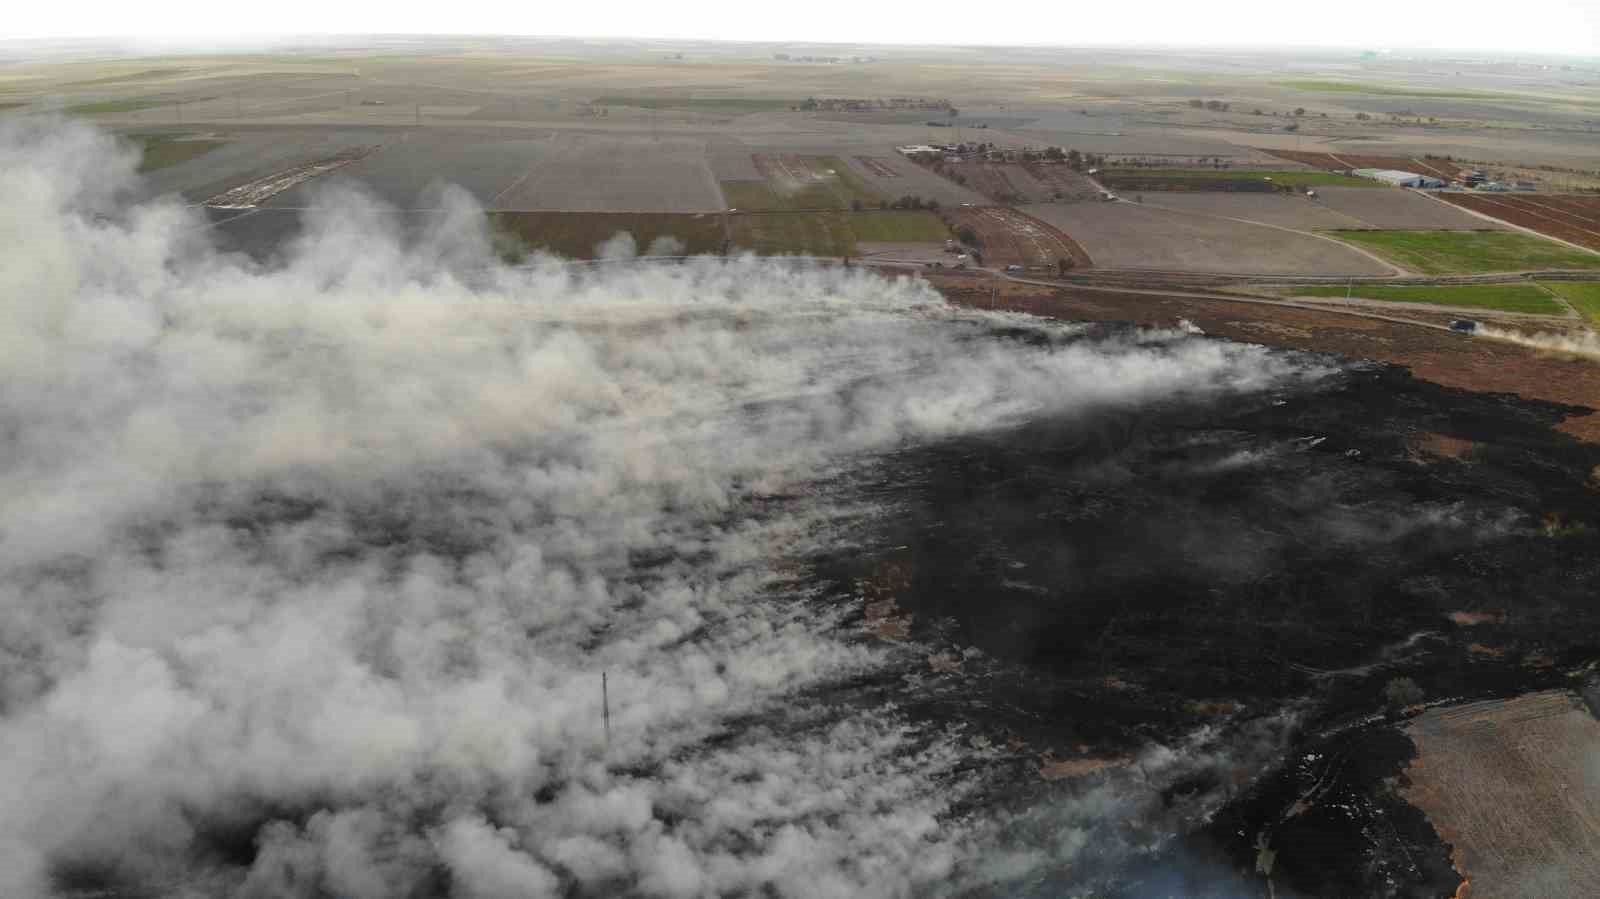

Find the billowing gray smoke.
xmin=0 ymin=120 xmax=1332 ymax=897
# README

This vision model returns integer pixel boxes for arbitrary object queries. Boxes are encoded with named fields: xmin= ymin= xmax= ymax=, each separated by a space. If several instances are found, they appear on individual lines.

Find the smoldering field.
xmin=3 ymin=120 xmax=1590 ymax=899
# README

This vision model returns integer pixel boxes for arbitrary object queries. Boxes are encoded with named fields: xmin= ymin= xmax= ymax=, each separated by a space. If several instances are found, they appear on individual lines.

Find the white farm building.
xmin=1351 ymin=168 xmax=1446 ymax=189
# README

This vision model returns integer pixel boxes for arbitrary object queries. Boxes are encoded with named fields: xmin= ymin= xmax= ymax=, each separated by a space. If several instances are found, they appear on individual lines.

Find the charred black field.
xmin=811 ymin=324 xmax=1600 ymax=897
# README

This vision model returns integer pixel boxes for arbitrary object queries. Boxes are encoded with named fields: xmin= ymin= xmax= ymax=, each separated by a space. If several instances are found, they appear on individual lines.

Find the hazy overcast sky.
xmin=5 ymin=0 xmax=1598 ymax=56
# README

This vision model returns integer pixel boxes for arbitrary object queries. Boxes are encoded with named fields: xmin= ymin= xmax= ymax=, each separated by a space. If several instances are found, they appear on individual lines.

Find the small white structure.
xmin=1352 ymin=168 xmax=1445 ymax=189
xmin=897 ymin=145 xmax=941 ymax=158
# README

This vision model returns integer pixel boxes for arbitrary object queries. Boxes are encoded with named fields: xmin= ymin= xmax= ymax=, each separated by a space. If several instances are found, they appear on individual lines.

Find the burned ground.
xmin=912 ymin=277 xmax=1600 ymax=896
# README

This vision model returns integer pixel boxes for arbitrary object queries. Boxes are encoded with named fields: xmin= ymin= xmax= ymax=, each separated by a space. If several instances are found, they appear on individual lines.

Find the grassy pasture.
xmin=490 ymin=211 xmax=726 ymax=260
xmin=1288 ymin=283 xmax=1565 ymax=315
xmin=134 ymin=134 xmax=225 ymax=172
xmin=1329 ymin=230 xmax=1600 ymax=274
xmin=1538 ymin=282 xmax=1600 ymax=323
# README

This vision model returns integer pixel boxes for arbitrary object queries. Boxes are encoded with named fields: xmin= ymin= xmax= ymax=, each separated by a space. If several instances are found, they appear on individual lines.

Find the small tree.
xmin=1066 ymin=148 xmax=1083 ymax=169
xmin=1294 ymin=107 xmax=1306 ymax=116
xmin=1384 ymin=677 xmax=1424 ymax=709
xmin=956 ymin=225 xmax=980 ymax=246
xmin=1056 ymin=256 xmax=1074 ymax=276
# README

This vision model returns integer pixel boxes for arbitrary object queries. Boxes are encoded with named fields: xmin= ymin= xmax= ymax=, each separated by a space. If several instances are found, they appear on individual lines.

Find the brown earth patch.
xmin=1038 ymin=752 xmax=1133 ymax=781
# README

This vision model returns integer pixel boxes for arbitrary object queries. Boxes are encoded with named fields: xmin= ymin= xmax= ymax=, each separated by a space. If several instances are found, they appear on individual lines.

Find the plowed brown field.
xmin=945 ymin=206 xmax=1091 ymax=269
xmin=1263 ymin=149 xmax=1460 ymax=181
xmin=1437 ymin=193 xmax=1600 ymax=250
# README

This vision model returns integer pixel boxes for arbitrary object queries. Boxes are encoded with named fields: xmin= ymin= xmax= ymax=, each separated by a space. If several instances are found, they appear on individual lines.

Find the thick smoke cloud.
xmin=0 ymin=120 xmax=1334 ymax=897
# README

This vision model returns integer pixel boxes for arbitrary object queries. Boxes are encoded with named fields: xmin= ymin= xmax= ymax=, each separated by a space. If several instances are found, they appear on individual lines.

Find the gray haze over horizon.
xmin=2 ymin=0 xmax=1597 ymax=57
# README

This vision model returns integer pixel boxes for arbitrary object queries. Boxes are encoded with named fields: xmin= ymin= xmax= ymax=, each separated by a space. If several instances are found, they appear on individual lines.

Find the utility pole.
xmin=601 ymin=671 xmax=611 ymax=744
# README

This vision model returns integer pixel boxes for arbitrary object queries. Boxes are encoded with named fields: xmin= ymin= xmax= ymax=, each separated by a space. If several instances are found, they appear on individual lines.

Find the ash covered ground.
xmin=5 ymin=120 xmax=1600 ymax=899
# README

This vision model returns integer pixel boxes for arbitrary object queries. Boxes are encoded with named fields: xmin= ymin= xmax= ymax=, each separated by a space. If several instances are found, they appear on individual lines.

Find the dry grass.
xmin=1403 ymin=691 xmax=1600 ymax=898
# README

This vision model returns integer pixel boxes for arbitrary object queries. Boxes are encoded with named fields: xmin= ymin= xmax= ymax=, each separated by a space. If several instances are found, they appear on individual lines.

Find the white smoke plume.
xmin=0 ymin=119 xmax=1336 ymax=897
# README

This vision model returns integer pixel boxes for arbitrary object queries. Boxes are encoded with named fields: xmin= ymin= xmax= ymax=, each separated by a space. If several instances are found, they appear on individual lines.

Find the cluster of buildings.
xmin=1350 ymin=167 xmax=1536 ymax=192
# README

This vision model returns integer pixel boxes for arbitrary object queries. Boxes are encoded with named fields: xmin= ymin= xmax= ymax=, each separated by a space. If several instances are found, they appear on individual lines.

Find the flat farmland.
xmin=1023 ymin=202 xmax=1392 ymax=275
xmin=721 ymin=154 xmax=882 ymax=211
xmin=1330 ymin=229 xmax=1600 ymax=274
xmin=492 ymin=134 xmax=723 ymax=212
xmin=1286 ymin=282 xmax=1566 ymax=315
xmin=490 ymin=211 xmax=726 ymax=259
xmin=1133 ymin=193 xmax=1359 ymax=229
xmin=1020 ymin=163 xmax=1101 ymax=201
xmin=922 ymin=161 xmax=1052 ymax=203
xmin=729 ymin=210 xmax=946 ymax=256
xmin=945 ymin=206 xmax=1090 ymax=268
xmin=855 ymin=157 xmax=899 ymax=178
xmin=1403 ymin=691 xmax=1600 ymax=899
xmin=1435 ymin=193 xmax=1600 ymax=251
xmin=1098 ymin=169 xmax=1376 ymax=192
xmin=841 ymin=153 xmax=986 ymax=207
xmin=1313 ymin=187 xmax=1498 ymax=230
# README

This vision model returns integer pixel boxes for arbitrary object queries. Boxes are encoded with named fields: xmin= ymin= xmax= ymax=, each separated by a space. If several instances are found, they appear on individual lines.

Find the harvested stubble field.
xmin=490 ymin=211 xmax=726 ymax=259
xmin=1404 ymin=691 xmax=1600 ymax=899
xmin=854 ymin=156 xmax=899 ymax=178
xmin=1019 ymin=163 xmax=1101 ymax=201
xmin=943 ymin=206 xmax=1090 ymax=268
xmin=1435 ymin=193 xmax=1600 ymax=251
xmin=723 ymin=154 xmax=882 ymax=211
xmin=1330 ymin=229 xmax=1600 ymax=274
xmin=1133 ymin=193 xmax=1358 ymax=229
xmin=1313 ymin=187 xmax=1497 ymax=230
xmin=1098 ymin=169 xmax=1375 ymax=192
xmin=1287 ymin=283 xmax=1567 ymax=315
xmin=922 ymin=160 xmax=1052 ymax=204
xmin=730 ymin=210 xmax=946 ymax=256
xmin=1023 ymin=202 xmax=1391 ymax=275
xmin=492 ymin=135 xmax=724 ymax=213
xmin=842 ymin=154 xmax=986 ymax=207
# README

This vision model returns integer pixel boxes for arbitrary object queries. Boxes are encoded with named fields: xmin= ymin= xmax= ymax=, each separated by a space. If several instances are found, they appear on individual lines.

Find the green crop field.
xmin=134 ymin=134 xmax=225 ymax=172
xmin=1289 ymin=283 xmax=1565 ymax=315
xmin=593 ymin=96 xmax=795 ymax=112
xmin=1099 ymin=169 xmax=1377 ymax=190
xmin=489 ymin=211 xmax=726 ymax=261
xmin=1539 ymin=282 xmax=1600 ymax=323
xmin=722 ymin=156 xmax=884 ymax=211
xmin=1275 ymin=80 xmax=1497 ymax=99
xmin=730 ymin=210 xmax=947 ymax=256
xmin=1329 ymin=231 xmax=1600 ymax=274
xmin=847 ymin=210 xmax=950 ymax=242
